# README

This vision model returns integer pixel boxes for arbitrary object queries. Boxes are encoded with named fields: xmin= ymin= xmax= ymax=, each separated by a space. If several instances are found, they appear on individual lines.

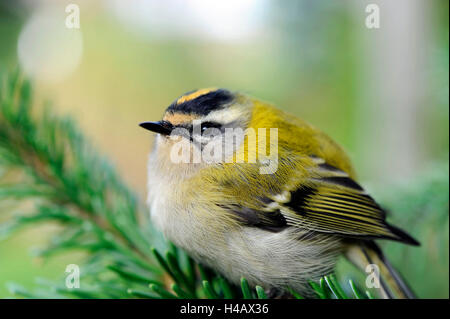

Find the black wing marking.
xmin=222 ymin=204 xmax=287 ymax=232
xmin=281 ymin=161 xmax=419 ymax=245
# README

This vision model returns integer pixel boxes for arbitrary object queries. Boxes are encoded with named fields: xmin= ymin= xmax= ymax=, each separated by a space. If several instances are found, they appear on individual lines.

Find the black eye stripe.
xmin=201 ymin=122 xmax=222 ymax=131
xmin=170 ymin=122 xmax=223 ymax=135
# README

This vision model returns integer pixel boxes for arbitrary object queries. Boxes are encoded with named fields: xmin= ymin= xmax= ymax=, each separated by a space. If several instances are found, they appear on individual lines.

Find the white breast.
xmin=146 ymin=136 xmax=342 ymax=296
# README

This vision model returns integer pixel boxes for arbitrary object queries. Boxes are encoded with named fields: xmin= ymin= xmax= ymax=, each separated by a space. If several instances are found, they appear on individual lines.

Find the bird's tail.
xmin=345 ymin=241 xmax=416 ymax=299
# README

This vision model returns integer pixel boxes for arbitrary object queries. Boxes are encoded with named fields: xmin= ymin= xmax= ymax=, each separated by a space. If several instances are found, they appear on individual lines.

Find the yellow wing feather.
xmin=192 ymin=98 xmax=417 ymax=244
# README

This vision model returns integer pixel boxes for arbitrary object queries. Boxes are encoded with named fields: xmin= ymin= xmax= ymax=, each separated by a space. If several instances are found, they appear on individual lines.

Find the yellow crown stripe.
xmin=176 ymin=88 xmax=217 ymax=105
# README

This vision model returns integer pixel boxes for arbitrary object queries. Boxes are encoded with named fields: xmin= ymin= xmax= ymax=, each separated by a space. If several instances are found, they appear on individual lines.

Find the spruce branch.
xmin=0 ymin=71 xmax=373 ymax=299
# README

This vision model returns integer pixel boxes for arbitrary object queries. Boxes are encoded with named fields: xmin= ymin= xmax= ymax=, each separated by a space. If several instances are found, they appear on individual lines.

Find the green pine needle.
xmin=202 ymin=280 xmax=219 ymax=299
xmin=218 ymin=277 xmax=234 ymax=299
xmin=255 ymin=286 xmax=267 ymax=299
xmin=149 ymin=284 xmax=177 ymax=299
xmin=349 ymin=279 xmax=364 ymax=299
xmin=240 ymin=277 xmax=253 ymax=299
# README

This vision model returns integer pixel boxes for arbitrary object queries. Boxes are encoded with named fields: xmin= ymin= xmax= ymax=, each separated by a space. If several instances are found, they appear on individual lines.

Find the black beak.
xmin=139 ymin=121 xmax=173 ymax=135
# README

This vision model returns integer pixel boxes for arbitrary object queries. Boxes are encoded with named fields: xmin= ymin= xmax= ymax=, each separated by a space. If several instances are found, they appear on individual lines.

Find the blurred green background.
xmin=0 ymin=0 xmax=448 ymax=298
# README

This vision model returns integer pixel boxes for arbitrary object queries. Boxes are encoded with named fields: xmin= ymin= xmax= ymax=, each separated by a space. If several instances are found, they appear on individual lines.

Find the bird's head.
xmin=140 ymin=88 xmax=254 ymax=165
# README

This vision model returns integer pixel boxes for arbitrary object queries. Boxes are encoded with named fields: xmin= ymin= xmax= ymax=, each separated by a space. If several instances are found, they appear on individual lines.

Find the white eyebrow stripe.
xmin=201 ymin=107 xmax=248 ymax=124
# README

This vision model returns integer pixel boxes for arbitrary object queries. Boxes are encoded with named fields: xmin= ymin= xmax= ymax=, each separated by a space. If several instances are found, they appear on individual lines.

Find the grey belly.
xmin=167 ymin=223 xmax=343 ymax=297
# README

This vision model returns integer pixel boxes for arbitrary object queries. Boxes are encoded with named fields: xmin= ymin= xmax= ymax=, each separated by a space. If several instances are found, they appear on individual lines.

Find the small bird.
xmin=140 ymin=88 xmax=419 ymax=298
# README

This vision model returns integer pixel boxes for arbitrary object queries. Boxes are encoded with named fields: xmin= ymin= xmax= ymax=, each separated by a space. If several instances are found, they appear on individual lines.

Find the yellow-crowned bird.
xmin=140 ymin=88 xmax=419 ymax=298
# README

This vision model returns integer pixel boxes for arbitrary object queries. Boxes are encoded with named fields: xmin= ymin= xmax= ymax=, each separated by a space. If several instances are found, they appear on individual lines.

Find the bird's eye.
xmin=200 ymin=121 xmax=221 ymax=133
